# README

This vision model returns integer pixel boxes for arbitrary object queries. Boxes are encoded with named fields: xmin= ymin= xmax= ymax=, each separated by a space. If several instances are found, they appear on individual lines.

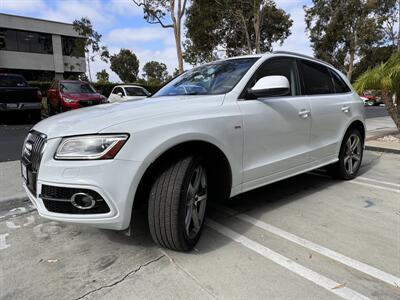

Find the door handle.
xmin=341 ymin=105 xmax=350 ymax=113
xmin=298 ymin=109 xmax=310 ymax=118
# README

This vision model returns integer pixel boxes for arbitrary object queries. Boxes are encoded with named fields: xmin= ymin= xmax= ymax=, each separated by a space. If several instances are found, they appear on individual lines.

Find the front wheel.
xmin=148 ymin=155 xmax=208 ymax=251
xmin=327 ymin=128 xmax=364 ymax=180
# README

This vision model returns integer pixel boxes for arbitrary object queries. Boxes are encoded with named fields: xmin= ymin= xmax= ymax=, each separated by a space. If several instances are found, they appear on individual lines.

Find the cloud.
xmin=0 ymin=0 xmax=46 ymax=13
xmin=107 ymin=0 xmax=143 ymax=16
xmin=105 ymin=27 xmax=175 ymax=47
xmin=273 ymin=7 xmax=313 ymax=55
xmin=38 ymin=0 xmax=115 ymax=29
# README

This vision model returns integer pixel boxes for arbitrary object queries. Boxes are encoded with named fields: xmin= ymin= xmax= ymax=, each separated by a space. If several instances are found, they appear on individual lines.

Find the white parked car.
xmin=22 ymin=51 xmax=365 ymax=251
xmin=107 ymin=85 xmax=150 ymax=103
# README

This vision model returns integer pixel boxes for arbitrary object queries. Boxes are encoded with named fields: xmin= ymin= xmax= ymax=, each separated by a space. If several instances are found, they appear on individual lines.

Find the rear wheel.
xmin=148 ymin=155 xmax=207 ymax=251
xmin=327 ymin=128 xmax=363 ymax=180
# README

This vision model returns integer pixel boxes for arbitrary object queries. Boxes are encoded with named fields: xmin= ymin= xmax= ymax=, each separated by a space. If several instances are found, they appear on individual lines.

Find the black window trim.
xmin=297 ymin=58 xmax=353 ymax=97
xmin=238 ymin=56 xmax=302 ymax=100
xmin=327 ymin=67 xmax=352 ymax=94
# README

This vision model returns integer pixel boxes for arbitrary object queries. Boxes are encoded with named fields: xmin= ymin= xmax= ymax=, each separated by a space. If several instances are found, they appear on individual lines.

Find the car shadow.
xmin=100 ymin=153 xmax=382 ymax=254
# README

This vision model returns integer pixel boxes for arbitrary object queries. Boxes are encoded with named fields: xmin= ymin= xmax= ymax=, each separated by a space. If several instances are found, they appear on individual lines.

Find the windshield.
xmin=154 ymin=58 xmax=258 ymax=96
xmin=125 ymin=87 xmax=148 ymax=96
xmin=60 ymin=82 xmax=96 ymax=93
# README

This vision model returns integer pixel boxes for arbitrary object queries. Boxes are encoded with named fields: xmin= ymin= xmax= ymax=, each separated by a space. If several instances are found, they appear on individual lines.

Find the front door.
xmin=238 ymin=57 xmax=311 ymax=190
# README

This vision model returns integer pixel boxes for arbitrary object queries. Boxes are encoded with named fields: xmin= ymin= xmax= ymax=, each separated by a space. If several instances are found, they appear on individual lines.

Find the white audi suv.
xmin=21 ymin=51 xmax=365 ymax=251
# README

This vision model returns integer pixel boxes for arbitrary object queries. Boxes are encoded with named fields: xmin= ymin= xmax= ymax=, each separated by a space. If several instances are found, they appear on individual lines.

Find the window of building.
xmin=61 ymin=36 xmax=85 ymax=57
xmin=0 ymin=28 xmax=52 ymax=54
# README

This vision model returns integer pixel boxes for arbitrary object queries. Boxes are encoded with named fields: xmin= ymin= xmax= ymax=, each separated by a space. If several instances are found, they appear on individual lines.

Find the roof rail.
xmin=272 ymin=50 xmax=334 ymax=67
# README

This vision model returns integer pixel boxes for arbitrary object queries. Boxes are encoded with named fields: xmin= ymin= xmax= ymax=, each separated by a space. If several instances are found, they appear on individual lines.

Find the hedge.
xmin=28 ymin=81 xmax=162 ymax=97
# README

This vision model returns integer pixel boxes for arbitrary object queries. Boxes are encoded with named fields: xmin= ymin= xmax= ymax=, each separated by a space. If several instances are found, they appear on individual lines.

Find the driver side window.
xmin=250 ymin=58 xmax=300 ymax=97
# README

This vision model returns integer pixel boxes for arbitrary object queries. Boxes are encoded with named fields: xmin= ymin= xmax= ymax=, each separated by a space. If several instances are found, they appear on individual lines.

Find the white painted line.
xmin=206 ymin=220 xmax=371 ymax=300
xmin=357 ymin=177 xmax=400 ymax=188
xmin=309 ymin=172 xmax=400 ymax=193
xmin=234 ymin=213 xmax=400 ymax=288
xmin=0 ymin=233 xmax=10 ymax=250
xmin=349 ymin=180 xmax=399 ymax=193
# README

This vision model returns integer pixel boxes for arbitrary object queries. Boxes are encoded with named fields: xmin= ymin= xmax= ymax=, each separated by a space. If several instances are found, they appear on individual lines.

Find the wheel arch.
xmin=132 ymin=139 xmax=233 ymax=211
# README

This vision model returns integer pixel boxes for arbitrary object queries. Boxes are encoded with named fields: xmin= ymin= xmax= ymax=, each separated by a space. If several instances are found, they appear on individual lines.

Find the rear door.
xmin=297 ymin=59 xmax=353 ymax=162
xmin=238 ymin=57 xmax=312 ymax=189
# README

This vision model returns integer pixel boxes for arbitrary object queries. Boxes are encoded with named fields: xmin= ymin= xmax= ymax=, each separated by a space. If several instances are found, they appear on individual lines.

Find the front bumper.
xmin=0 ymin=102 xmax=41 ymax=111
xmin=23 ymin=137 xmax=148 ymax=230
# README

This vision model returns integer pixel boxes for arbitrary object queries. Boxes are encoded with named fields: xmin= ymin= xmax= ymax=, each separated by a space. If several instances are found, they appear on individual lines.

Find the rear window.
xmin=329 ymin=69 xmax=351 ymax=93
xmin=0 ymin=75 xmax=27 ymax=87
xmin=125 ymin=87 xmax=148 ymax=96
xmin=299 ymin=60 xmax=334 ymax=95
xmin=60 ymin=82 xmax=96 ymax=93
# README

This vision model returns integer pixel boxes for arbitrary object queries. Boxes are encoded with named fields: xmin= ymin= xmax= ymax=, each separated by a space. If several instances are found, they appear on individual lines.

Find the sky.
xmin=0 ymin=0 xmax=313 ymax=82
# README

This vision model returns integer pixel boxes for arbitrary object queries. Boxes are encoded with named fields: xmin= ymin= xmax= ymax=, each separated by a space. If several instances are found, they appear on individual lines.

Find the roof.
xmin=115 ymin=85 xmax=145 ymax=88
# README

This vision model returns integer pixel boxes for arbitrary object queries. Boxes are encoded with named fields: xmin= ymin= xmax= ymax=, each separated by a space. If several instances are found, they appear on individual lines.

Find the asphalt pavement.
xmin=0 ymin=106 xmax=391 ymax=162
xmin=1 ymin=150 xmax=399 ymax=299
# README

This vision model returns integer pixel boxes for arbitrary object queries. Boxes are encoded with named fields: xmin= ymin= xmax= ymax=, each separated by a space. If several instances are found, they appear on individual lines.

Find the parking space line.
xmin=348 ymin=180 xmax=399 ymax=193
xmin=206 ymin=219 xmax=371 ymax=300
xmin=309 ymin=172 xmax=400 ymax=193
xmin=358 ymin=177 xmax=400 ymax=188
xmin=212 ymin=204 xmax=400 ymax=288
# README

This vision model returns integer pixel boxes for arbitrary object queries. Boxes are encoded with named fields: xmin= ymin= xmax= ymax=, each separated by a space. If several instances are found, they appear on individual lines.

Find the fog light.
xmin=71 ymin=193 xmax=96 ymax=210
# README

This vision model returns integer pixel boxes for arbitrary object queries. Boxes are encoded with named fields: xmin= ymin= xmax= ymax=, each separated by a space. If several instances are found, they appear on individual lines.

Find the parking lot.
xmin=1 ymin=150 xmax=399 ymax=300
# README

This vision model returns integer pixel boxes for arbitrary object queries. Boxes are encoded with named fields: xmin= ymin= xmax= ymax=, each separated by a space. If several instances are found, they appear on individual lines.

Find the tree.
xmin=304 ymin=0 xmax=396 ymax=81
xmin=143 ymin=61 xmax=169 ymax=84
xmin=110 ymin=49 xmax=139 ymax=82
xmin=132 ymin=0 xmax=187 ymax=73
xmin=73 ymin=18 xmax=109 ymax=82
xmin=184 ymin=0 xmax=293 ymax=65
xmin=354 ymin=52 xmax=400 ymax=130
xmin=96 ymin=69 xmax=109 ymax=83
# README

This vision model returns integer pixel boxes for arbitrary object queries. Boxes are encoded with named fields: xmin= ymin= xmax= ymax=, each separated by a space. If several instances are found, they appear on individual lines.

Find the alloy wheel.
xmin=344 ymin=134 xmax=362 ymax=175
xmin=185 ymin=165 xmax=207 ymax=239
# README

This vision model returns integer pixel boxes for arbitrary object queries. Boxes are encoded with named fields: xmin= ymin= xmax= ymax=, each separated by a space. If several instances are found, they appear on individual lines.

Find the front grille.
xmin=40 ymin=185 xmax=110 ymax=214
xmin=21 ymin=131 xmax=47 ymax=194
xmin=79 ymin=100 xmax=100 ymax=107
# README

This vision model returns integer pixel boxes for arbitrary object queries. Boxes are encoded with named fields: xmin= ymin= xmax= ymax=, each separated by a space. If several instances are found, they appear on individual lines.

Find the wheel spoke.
xmin=348 ymin=158 xmax=353 ymax=174
xmin=346 ymin=139 xmax=352 ymax=152
xmin=351 ymin=136 xmax=359 ymax=151
xmin=191 ymin=207 xmax=200 ymax=231
xmin=353 ymin=154 xmax=361 ymax=161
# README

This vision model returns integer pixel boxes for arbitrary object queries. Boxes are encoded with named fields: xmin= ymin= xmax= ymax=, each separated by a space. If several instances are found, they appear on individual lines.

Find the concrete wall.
xmin=0 ymin=13 xmax=80 ymax=37
xmin=0 ymin=13 xmax=86 ymax=77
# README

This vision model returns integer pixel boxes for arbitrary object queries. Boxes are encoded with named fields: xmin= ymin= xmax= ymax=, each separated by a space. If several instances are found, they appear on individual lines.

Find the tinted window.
xmin=250 ymin=58 xmax=300 ymax=96
xmin=299 ymin=60 xmax=334 ymax=95
xmin=0 ymin=75 xmax=27 ymax=87
xmin=60 ymin=82 xmax=96 ymax=93
xmin=62 ymin=36 xmax=85 ymax=57
xmin=155 ymin=58 xmax=258 ymax=96
xmin=0 ymin=28 xmax=52 ymax=54
xmin=329 ymin=69 xmax=351 ymax=93
xmin=125 ymin=87 xmax=148 ymax=96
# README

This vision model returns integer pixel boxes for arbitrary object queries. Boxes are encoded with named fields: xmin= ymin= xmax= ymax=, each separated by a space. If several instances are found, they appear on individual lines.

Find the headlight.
xmin=63 ymin=97 xmax=76 ymax=103
xmin=55 ymin=134 xmax=129 ymax=160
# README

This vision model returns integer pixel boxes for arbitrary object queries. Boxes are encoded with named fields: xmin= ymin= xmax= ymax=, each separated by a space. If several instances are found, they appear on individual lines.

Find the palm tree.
xmin=354 ymin=52 xmax=400 ymax=130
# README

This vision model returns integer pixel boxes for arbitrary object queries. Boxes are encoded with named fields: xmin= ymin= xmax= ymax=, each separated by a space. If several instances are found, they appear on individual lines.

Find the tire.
xmin=47 ymin=100 xmax=54 ymax=116
xmin=327 ymin=128 xmax=364 ymax=180
xmin=148 ymin=155 xmax=208 ymax=251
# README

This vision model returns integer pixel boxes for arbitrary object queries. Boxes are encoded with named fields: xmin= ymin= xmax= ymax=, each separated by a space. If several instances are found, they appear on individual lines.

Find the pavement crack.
xmin=74 ymin=255 xmax=165 ymax=300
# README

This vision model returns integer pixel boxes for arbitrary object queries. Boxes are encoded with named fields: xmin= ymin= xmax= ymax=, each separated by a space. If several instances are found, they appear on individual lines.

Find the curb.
xmin=366 ymin=129 xmax=399 ymax=141
xmin=365 ymin=145 xmax=400 ymax=155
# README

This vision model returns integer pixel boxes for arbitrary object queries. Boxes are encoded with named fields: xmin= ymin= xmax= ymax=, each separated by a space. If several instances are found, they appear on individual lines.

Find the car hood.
xmin=63 ymin=92 xmax=103 ymax=100
xmin=34 ymin=95 xmax=225 ymax=138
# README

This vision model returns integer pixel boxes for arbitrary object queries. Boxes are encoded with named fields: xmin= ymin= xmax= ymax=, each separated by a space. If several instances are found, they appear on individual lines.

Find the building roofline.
xmin=0 ymin=13 xmax=74 ymax=26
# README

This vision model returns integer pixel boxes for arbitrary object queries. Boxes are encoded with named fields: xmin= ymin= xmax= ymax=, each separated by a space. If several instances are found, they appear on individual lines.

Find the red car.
xmin=46 ymin=80 xmax=107 ymax=115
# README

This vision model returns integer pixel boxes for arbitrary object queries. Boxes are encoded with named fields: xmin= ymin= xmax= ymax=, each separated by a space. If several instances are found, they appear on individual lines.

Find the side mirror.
xmin=248 ymin=75 xmax=290 ymax=98
xmin=117 ymin=92 xmax=123 ymax=97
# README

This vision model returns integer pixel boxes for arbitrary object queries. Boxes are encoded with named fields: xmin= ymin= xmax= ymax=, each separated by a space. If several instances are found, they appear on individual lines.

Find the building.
xmin=0 ymin=13 xmax=86 ymax=81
